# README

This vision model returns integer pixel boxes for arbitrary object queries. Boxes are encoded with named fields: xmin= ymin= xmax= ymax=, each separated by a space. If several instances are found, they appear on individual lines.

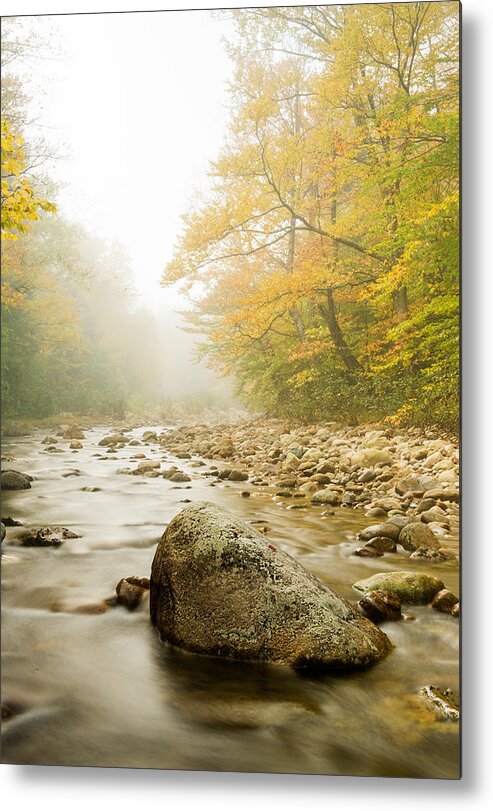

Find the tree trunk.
xmin=318 ymin=289 xmax=362 ymax=372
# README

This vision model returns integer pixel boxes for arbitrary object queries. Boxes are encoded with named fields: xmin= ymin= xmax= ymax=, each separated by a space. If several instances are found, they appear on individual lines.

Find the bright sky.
xmin=16 ymin=8 xmax=236 ymax=309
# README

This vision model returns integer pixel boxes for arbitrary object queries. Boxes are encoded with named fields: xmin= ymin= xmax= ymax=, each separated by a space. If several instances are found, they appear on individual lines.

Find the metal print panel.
xmin=1 ymin=1 xmax=460 ymax=778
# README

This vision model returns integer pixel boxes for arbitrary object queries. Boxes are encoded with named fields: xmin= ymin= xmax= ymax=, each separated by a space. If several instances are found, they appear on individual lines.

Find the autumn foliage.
xmin=162 ymin=2 xmax=459 ymax=429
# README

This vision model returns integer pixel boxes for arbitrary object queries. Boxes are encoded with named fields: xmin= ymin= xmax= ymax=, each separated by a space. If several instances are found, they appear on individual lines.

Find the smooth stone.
xmin=431 ymin=589 xmax=459 ymax=613
xmin=358 ymin=523 xmax=401 ymax=543
xmin=364 ymin=536 xmax=397 ymax=553
xmin=1 ymin=470 xmax=32 ymax=490
xmin=399 ymin=522 xmax=440 ymax=551
xmin=150 ymin=502 xmax=392 ymax=669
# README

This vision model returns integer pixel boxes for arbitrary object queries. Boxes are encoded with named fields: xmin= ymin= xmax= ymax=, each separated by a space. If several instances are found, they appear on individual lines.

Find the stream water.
xmin=1 ymin=425 xmax=460 ymax=777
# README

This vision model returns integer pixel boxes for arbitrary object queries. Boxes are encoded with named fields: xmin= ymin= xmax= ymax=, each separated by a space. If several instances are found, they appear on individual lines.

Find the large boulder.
xmin=1 ymin=470 xmax=32 ymax=490
xmin=150 ymin=502 xmax=391 ymax=669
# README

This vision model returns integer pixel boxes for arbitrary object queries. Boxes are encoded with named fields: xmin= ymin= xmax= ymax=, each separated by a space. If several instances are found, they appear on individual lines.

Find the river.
xmin=1 ymin=424 xmax=460 ymax=777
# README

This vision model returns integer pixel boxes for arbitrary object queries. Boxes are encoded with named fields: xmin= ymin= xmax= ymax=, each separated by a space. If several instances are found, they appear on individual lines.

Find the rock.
xmin=228 ymin=469 xmax=249 ymax=482
xmin=358 ymin=469 xmax=376 ymax=483
xmin=150 ymin=502 xmax=392 ymax=669
xmin=415 ymin=497 xmax=437 ymax=514
xmin=358 ymin=523 xmax=401 ymax=543
xmin=451 ymin=602 xmax=460 ymax=617
xmin=116 ymin=576 xmax=150 ymax=610
xmin=70 ymin=440 xmax=83 ymax=449
xmin=364 ymin=536 xmax=397 ymax=553
xmin=398 ymin=522 xmax=439 ymax=551
xmin=418 ymin=686 xmax=459 ymax=721
xmin=431 ymin=589 xmax=459 ymax=613
xmin=386 ymin=514 xmax=412 ymax=529
xmin=353 ymin=546 xmax=383 ymax=558
xmin=81 ymin=486 xmax=102 ymax=492
xmin=19 ymin=526 xmax=81 ymax=547
xmin=281 ymin=452 xmax=300 ymax=472
xmin=353 ymin=571 xmax=445 ymax=604
xmin=350 ymin=449 xmax=392 ymax=468
xmin=410 ymin=547 xmax=453 ymax=562
xmin=1 ymin=522 xmax=5 ymax=543
xmin=98 ymin=433 xmax=128 ymax=447
xmin=395 ymin=477 xmax=425 ymax=497
xmin=1 ymin=516 xmax=22 ymax=526
xmin=1 ymin=470 xmax=32 ymax=490
xmin=423 ymin=489 xmax=459 ymax=503
xmin=420 ymin=509 xmax=450 ymax=527
xmin=63 ymin=423 xmax=85 ymax=440
xmin=365 ymin=507 xmax=387 ymax=518
xmin=137 ymin=460 xmax=161 ymax=472
xmin=41 ymin=436 xmax=58 ymax=445
xmin=357 ymin=590 xmax=401 ymax=624
xmin=170 ymin=471 xmax=192 ymax=483
xmin=311 ymin=489 xmax=340 ymax=506
xmin=142 ymin=431 xmax=158 ymax=442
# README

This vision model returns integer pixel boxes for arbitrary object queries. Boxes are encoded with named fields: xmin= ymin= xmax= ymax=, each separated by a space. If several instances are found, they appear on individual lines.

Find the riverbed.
xmin=1 ymin=424 xmax=460 ymax=777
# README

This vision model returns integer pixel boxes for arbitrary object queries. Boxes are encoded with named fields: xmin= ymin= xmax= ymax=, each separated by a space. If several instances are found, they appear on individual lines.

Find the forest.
xmin=1 ymin=20 xmax=166 ymax=420
xmin=2 ymin=4 xmax=459 ymax=430
xmin=163 ymin=2 xmax=459 ymax=430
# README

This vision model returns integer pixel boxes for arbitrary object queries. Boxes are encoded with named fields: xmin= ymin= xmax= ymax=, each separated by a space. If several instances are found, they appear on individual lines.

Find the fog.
xmin=4 ymin=7 xmax=242 ymax=416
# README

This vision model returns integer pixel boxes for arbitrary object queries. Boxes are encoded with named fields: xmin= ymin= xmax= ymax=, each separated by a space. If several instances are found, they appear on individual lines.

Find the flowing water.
xmin=1 ymin=425 xmax=460 ymax=777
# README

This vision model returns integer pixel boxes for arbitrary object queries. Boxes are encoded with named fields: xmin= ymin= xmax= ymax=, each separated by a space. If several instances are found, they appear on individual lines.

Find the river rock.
xmin=423 ymin=489 xmax=459 ymax=503
xmin=399 ymin=522 xmax=440 ymax=551
xmin=41 ymin=436 xmax=58 ymax=445
xmin=63 ymin=423 xmax=85 ymax=440
xmin=1 ymin=470 xmax=32 ymax=490
xmin=395 ymin=477 xmax=425 ymax=497
xmin=137 ymin=460 xmax=161 ymax=472
xmin=358 ymin=523 xmax=401 ymax=543
xmin=70 ymin=440 xmax=83 ymax=449
xmin=170 ymin=471 xmax=191 ymax=483
xmin=116 ymin=576 xmax=150 ymax=610
xmin=357 ymin=590 xmax=401 ymax=624
xmin=19 ymin=526 xmax=81 ymax=547
xmin=350 ymin=449 xmax=392 ymax=468
xmin=364 ymin=536 xmax=397 ymax=553
xmin=418 ymin=686 xmax=459 ymax=721
xmin=431 ymin=589 xmax=459 ymax=613
xmin=311 ymin=489 xmax=340 ymax=506
xmin=353 ymin=546 xmax=383 ymax=558
xmin=353 ymin=571 xmax=445 ymax=604
xmin=150 ymin=502 xmax=392 ymax=669
xmin=410 ymin=547 xmax=453 ymax=562
xmin=98 ymin=433 xmax=128 ymax=446
xmin=228 ymin=469 xmax=249 ymax=482
xmin=142 ymin=430 xmax=158 ymax=442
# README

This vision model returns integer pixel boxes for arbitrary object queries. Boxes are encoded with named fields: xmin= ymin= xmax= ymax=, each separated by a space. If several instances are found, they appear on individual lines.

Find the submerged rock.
xmin=19 ymin=526 xmax=81 ymax=547
xmin=353 ymin=571 xmax=445 ymax=604
xmin=418 ymin=686 xmax=459 ymax=721
xmin=150 ymin=502 xmax=392 ymax=669
xmin=1 ymin=470 xmax=32 ymax=490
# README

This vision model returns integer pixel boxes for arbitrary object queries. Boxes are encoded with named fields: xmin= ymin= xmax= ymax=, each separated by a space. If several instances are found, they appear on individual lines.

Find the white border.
xmin=2 ymin=0 xmax=492 ymax=808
